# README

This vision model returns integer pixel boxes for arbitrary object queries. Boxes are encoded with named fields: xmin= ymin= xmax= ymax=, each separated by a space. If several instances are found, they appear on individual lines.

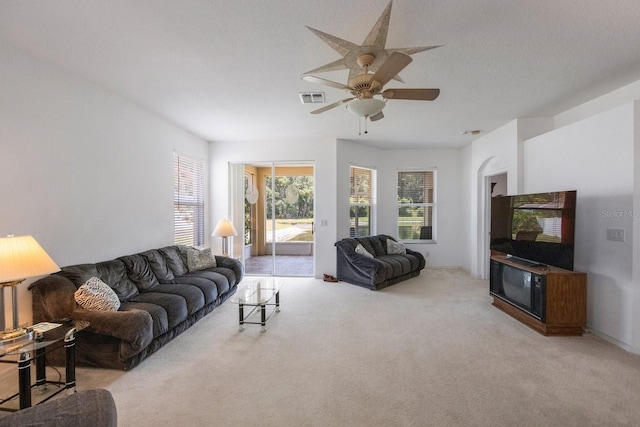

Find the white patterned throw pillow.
xmin=74 ymin=277 xmax=120 ymax=311
xmin=355 ymin=243 xmax=375 ymax=258
xmin=387 ymin=239 xmax=406 ymax=255
xmin=186 ymin=247 xmax=217 ymax=272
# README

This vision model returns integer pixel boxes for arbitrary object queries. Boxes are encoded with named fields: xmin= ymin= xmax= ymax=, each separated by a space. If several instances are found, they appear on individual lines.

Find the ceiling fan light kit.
xmin=301 ymin=0 xmax=441 ymax=135
xmin=347 ymin=98 xmax=386 ymax=118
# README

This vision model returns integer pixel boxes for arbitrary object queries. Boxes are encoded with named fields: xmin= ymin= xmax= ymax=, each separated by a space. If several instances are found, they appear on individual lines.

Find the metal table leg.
xmin=239 ymin=304 xmax=245 ymax=331
xmin=18 ymin=351 xmax=31 ymax=409
xmin=64 ymin=328 xmax=77 ymax=394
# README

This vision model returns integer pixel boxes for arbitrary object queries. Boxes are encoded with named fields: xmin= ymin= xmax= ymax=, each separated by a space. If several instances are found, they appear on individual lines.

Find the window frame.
xmin=350 ymin=166 xmax=377 ymax=238
xmin=173 ymin=152 xmax=205 ymax=247
xmin=397 ymin=169 xmax=437 ymax=242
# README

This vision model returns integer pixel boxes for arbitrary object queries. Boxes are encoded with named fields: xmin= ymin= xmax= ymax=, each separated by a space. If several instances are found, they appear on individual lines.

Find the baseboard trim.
xmin=587 ymin=328 xmax=640 ymax=356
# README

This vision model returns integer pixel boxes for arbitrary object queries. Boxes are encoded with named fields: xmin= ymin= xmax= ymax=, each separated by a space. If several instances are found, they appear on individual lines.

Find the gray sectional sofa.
xmin=335 ymin=235 xmax=425 ymax=290
xmin=28 ymin=245 xmax=243 ymax=370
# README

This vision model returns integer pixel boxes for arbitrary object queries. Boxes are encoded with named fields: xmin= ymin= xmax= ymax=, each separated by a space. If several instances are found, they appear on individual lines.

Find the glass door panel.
xmin=241 ymin=163 xmax=314 ymax=277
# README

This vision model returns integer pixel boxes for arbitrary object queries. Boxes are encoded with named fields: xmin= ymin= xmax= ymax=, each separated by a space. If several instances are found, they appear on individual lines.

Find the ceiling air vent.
xmin=299 ymin=92 xmax=325 ymax=104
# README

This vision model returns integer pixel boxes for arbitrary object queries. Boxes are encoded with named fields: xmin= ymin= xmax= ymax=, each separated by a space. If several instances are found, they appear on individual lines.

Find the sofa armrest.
xmin=29 ymin=274 xmax=78 ymax=323
xmin=405 ymin=247 xmax=427 ymax=270
xmin=215 ymin=256 xmax=244 ymax=284
xmin=72 ymin=307 xmax=153 ymax=350
xmin=335 ymin=240 xmax=387 ymax=286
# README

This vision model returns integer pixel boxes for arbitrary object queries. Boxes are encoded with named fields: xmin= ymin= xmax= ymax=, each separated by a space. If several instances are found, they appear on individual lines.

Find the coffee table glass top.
xmin=231 ymin=278 xmax=283 ymax=305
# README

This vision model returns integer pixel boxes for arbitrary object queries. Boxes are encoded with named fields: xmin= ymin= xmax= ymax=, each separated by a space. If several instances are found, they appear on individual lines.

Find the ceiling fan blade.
xmin=302 ymin=75 xmax=353 ymax=91
xmin=369 ymin=111 xmax=384 ymax=122
xmin=382 ymin=88 xmax=440 ymax=101
xmin=371 ymin=52 xmax=413 ymax=87
xmin=310 ymin=98 xmax=354 ymax=114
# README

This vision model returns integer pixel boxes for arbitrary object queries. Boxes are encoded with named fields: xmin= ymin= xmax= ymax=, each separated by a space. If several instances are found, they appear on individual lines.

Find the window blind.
xmin=397 ymin=171 xmax=434 ymax=204
xmin=350 ymin=167 xmax=372 ymax=203
xmin=350 ymin=167 xmax=376 ymax=238
xmin=174 ymin=153 xmax=204 ymax=246
xmin=397 ymin=170 xmax=436 ymax=240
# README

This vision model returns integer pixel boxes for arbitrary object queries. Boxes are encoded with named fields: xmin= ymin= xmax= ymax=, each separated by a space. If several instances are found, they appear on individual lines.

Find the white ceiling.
xmin=2 ymin=0 xmax=640 ymax=149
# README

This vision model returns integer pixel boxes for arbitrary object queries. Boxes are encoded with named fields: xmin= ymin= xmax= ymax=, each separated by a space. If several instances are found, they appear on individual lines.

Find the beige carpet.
xmin=35 ymin=269 xmax=640 ymax=425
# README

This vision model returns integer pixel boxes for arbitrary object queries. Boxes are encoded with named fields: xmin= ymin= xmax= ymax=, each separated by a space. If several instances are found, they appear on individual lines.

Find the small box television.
xmin=490 ymin=258 xmax=545 ymax=320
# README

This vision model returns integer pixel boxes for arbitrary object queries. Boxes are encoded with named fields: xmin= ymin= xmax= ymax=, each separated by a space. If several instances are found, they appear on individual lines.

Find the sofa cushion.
xmin=74 ymin=277 xmax=121 ymax=311
xmin=59 ymin=261 xmax=139 ymax=300
xmin=140 ymin=249 xmax=175 ymax=282
xmin=181 ymin=270 xmax=231 ymax=300
xmin=151 ymin=284 xmax=205 ymax=315
xmin=119 ymin=254 xmax=160 ymax=291
xmin=128 ymin=292 xmax=188 ymax=331
xmin=185 ymin=247 xmax=217 ymax=271
xmin=171 ymin=275 xmax=220 ymax=305
xmin=96 ymin=260 xmax=140 ymax=300
xmin=159 ymin=246 xmax=188 ymax=277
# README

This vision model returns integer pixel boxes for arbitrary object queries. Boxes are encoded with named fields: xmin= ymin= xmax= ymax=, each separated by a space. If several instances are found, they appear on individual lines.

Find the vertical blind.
xmin=174 ymin=153 xmax=204 ymax=246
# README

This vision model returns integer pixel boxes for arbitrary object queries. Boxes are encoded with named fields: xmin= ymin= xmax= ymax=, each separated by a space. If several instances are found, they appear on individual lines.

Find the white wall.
xmin=336 ymin=140 xmax=464 ymax=268
xmin=0 ymin=40 xmax=209 ymax=328
xmin=462 ymin=120 xmax=520 ymax=277
xmin=523 ymin=103 xmax=637 ymax=350
xmin=633 ymin=101 xmax=640 ymax=350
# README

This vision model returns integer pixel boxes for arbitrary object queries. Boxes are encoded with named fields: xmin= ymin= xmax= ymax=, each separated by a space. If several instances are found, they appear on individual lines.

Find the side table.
xmin=0 ymin=320 xmax=89 ymax=411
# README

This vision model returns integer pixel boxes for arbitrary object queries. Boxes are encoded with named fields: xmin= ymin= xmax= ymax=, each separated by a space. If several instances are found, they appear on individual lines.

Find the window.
xmin=397 ymin=170 xmax=436 ymax=241
xmin=350 ymin=166 xmax=376 ymax=237
xmin=174 ymin=152 xmax=204 ymax=246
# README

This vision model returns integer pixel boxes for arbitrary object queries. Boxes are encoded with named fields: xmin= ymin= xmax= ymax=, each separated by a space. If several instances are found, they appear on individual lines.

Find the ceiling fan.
xmin=302 ymin=51 xmax=439 ymax=127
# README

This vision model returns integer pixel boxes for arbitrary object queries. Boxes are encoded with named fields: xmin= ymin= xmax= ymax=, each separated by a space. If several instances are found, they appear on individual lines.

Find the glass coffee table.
xmin=230 ymin=278 xmax=283 ymax=332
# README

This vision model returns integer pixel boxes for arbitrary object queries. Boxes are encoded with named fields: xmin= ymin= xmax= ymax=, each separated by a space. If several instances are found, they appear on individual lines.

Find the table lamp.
xmin=212 ymin=220 xmax=237 ymax=257
xmin=0 ymin=235 xmax=60 ymax=345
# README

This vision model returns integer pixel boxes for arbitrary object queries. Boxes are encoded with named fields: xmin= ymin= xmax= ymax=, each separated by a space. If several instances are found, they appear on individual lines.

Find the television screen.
xmin=502 ymin=265 xmax=532 ymax=310
xmin=490 ymin=191 xmax=576 ymax=270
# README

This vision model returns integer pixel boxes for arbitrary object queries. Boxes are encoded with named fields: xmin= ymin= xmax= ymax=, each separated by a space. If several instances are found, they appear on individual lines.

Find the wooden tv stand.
xmin=490 ymin=255 xmax=587 ymax=336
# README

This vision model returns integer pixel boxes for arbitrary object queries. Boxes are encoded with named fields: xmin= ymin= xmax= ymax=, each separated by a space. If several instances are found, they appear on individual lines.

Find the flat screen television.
xmin=490 ymin=190 xmax=576 ymax=271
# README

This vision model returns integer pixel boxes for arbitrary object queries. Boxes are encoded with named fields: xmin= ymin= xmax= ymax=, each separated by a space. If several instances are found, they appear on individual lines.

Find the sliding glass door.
xmin=230 ymin=162 xmax=314 ymax=276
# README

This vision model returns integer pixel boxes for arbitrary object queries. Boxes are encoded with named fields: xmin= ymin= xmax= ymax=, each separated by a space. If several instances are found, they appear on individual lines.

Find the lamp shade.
xmin=0 ymin=235 xmax=60 ymax=283
xmin=212 ymin=220 xmax=238 ymax=238
xmin=347 ymin=98 xmax=385 ymax=118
